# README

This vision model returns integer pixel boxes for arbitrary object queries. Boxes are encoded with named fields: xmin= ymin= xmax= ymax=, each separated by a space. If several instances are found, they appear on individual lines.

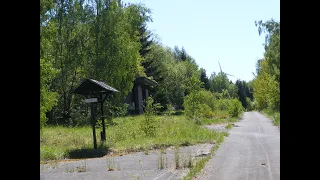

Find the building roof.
xmin=72 ymin=78 xmax=119 ymax=97
xmin=135 ymin=76 xmax=157 ymax=87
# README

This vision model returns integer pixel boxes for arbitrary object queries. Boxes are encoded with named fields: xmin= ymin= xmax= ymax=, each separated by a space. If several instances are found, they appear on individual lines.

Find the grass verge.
xmin=261 ymin=109 xmax=280 ymax=127
xmin=200 ymin=111 xmax=239 ymax=125
xmin=41 ymin=115 xmax=224 ymax=162
xmin=225 ymin=123 xmax=232 ymax=130
xmin=181 ymin=110 xmax=239 ymax=180
xmin=182 ymin=131 xmax=229 ymax=180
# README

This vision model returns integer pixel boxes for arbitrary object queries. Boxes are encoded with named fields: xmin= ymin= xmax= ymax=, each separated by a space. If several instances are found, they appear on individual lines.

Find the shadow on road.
xmin=68 ymin=145 xmax=109 ymax=159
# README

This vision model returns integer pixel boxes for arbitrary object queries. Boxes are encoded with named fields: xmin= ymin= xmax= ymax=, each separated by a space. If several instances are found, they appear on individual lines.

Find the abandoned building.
xmin=124 ymin=76 xmax=157 ymax=114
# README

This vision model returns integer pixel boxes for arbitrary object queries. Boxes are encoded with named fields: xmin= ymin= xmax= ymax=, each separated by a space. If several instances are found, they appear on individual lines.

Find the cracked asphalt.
xmin=40 ymin=143 xmax=214 ymax=180
xmin=194 ymin=111 xmax=280 ymax=180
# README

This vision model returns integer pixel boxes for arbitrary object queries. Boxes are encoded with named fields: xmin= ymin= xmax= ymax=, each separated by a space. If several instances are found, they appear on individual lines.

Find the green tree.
xmin=209 ymin=72 xmax=229 ymax=93
xmin=236 ymin=80 xmax=253 ymax=109
xmin=255 ymin=19 xmax=280 ymax=84
xmin=253 ymin=59 xmax=279 ymax=110
xmin=82 ymin=0 xmax=150 ymax=117
xmin=40 ymin=0 xmax=58 ymax=130
xmin=40 ymin=59 xmax=58 ymax=130
xmin=209 ymin=72 xmax=238 ymax=98
xmin=46 ymin=0 xmax=95 ymax=124
xmin=199 ymin=68 xmax=210 ymax=90
xmin=144 ymin=43 xmax=201 ymax=110
xmin=41 ymin=0 xmax=153 ymax=125
xmin=253 ymin=19 xmax=280 ymax=111
xmin=138 ymin=20 xmax=153 ymax=57
xmin=173 ymin=46 xmax=193 ymax=62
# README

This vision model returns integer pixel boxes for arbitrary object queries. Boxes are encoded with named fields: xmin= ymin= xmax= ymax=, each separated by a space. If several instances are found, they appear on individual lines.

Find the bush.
xmin=141 ymin=96 xmax=162 ymax=137
xmin=183 ymin=89 xmax=215 ymax=119
xmin=245 ymin=97 xmax=254 ymax=111
xmin=214 ymin=98 xmax=232 ymax=111
xmin=228 ymin=98 xmax=243 ymax=118
xmin=163 ymin=104 xmax=176 ymax=116
xmin=198 ymin=104 xmax=215 ymax=118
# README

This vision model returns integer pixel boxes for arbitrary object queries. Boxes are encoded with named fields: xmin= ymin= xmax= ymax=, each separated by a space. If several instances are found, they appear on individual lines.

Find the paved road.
xmin=195 ymin=111 xmax=280 ymax=180
xmin=40 ymin=143 xmax=214 ymax=180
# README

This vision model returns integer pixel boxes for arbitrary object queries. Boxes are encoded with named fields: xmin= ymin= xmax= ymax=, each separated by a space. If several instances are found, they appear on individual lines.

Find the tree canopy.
xmin=253 ymin=19 xmax=280 ymax=111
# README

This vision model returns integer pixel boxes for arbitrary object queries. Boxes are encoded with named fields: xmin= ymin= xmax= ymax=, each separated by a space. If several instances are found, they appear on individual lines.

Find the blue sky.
xmin=124 ymin=0 xmax=280 ymax=83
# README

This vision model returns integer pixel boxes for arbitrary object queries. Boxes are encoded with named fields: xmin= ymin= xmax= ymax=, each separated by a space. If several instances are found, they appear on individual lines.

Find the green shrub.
xmin=183 ymin=89 xmax=215 ymax=118
xmin=245 ymin=97 xmax=254 ymax=111
xmin=262 ymin=108 xmax=280 ymax=126
xmin=141 ymin=96 xmax=162 ymax=137
xmin=228 ymin=98 xmax=243 ymax=118
xmin=221 ymin=89 xmax=230 ymax=99
xmin=163 ymin=104 xmax=175 ymax=116
xmin=198 ymin=104 xmax=215 ymax=118
xmin=214 ymin=99 xmax=232 ymax=111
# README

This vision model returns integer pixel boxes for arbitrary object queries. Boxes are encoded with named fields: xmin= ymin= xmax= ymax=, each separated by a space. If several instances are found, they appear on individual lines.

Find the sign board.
xmin=85 ymin=98 xmax=98 ymax=103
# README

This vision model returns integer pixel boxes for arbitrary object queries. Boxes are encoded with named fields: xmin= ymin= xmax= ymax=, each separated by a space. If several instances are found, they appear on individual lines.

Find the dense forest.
xmin=40 ymin=0 xmax=280 ymax=130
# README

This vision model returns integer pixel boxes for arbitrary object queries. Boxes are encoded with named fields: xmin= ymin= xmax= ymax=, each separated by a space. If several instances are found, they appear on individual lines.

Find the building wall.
xmin=137 ymin=85 xmax=143 ymax=114
xmin=125 ymin=82 xmax=154 ymax=115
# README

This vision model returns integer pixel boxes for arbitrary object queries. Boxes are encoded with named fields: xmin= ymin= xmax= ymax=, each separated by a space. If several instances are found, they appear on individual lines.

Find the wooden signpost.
xmin=72 ymin=79 xmax=119 ymax=149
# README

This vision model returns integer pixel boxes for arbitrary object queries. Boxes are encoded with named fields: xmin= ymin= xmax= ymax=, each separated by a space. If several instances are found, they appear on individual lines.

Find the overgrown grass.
xmin=262 ymin=109 xmax=280 ymax=127
xmin=182 ymin=131 xmax=228 ymax=180
xmin=158 ymin=147 xmax=167 ymax=169
xmin=225 ymin=123 xmax=232 ymax=130
xmin=107 ymin=115 xmax=221 ymax=152
xmin=199 ymin=110 xmax=239 ymax=125
xmin=181 ymin=111 xmax=233 ymax=179
xmin=40 ymin=115 xmax=223 ymax=162
xmin=40 ymin=126 xmax=104 ymax=161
